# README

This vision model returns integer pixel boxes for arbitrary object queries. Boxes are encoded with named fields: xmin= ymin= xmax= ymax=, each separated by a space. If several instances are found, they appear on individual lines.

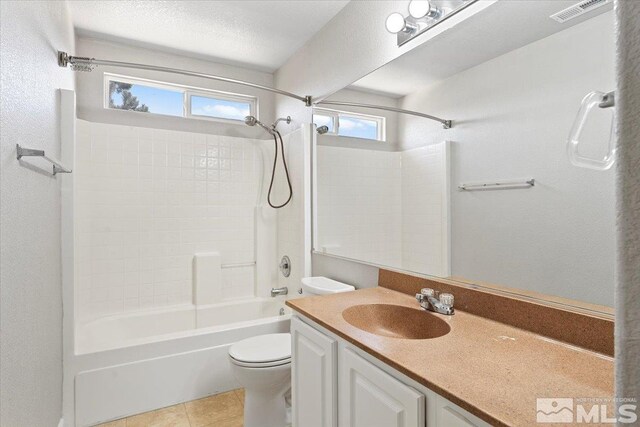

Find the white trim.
xmin=103 ymin=73 xmax=258 ymax=123
xmin=313 ymin=107 xmax=386 ymax=141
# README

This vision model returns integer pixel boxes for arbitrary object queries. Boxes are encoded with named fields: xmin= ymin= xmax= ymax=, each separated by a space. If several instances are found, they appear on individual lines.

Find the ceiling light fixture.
xmin=385 ymin=0 xmax=485 ymax=46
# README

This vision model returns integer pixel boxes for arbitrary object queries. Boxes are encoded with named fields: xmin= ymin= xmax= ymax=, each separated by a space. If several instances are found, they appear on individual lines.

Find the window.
xmin=108 ymin=80 xmax=183 ymax=116
xmin=313 ymin=108 xmax=385 ymax=141
xmin=188 ymin=94 xmax=253 ymax=122
xmin=104 ymin=74 xmax=257 ymax=123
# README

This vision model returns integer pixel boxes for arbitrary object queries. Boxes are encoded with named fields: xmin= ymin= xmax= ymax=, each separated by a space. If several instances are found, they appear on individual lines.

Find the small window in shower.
xmin=104 ymin=74 xmax=257 ymax=123
xmin=338 ymin=114 xmax=381 ymax=140
xmin=107 ymin=79 xmax=183 ymax=116
xmin=187 ymin=92 xmax=256 ymax=123
xmin=313 ymin=108 xmax=385 ymax=141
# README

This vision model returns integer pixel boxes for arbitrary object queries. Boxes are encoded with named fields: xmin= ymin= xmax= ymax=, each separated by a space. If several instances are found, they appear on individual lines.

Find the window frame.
xmin=103 ymin=73 xmax=258 ymax=124
xmin=313 ymin=107 xmax=386 ymax=141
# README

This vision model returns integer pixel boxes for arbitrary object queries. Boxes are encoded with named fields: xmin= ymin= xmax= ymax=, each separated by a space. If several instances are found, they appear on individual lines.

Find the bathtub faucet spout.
xmin=270 ymin=287 xmax=288 ymax=297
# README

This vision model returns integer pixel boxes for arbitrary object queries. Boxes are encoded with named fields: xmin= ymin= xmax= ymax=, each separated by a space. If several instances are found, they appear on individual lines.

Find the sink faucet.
xmin=271 ymin=286 xmax=288 ymax=297
xmin=415 ymin=288 xmax=454 ymax=315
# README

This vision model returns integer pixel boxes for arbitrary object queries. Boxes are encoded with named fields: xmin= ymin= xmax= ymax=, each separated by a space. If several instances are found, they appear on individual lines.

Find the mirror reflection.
xmin=313 ymin=1 xmax=615 ymax=309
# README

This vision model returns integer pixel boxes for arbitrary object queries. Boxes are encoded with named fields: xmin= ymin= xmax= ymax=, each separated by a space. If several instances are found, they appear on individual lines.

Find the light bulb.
xmin=385 ymin=12 xmax=407 ymax=34
xmin=409 ymin=0 xmax=440 ymax=19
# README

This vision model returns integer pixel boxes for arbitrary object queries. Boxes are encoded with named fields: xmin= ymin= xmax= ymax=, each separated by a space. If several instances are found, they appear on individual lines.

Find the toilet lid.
xmin=229 ymin=333 xmax=291 ymax=364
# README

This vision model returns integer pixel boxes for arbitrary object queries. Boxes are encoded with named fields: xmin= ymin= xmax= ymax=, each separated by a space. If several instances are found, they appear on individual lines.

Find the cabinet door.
xmin=291 ymin=316 xmax=338 ymax=427
xmin=436 ymin=396 xmax=491 ymax=427
xmin=340 ymin=348 xmax=425 ymax=427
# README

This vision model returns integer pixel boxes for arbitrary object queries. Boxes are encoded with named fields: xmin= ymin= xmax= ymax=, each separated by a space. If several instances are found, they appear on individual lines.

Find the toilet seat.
xmin=229 ymin=333 xmax=291 ymax=368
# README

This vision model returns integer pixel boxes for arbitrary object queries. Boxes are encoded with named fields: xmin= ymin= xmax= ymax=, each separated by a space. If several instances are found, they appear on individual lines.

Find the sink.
xmin=342 ymin=304 xmax=451 ymax=340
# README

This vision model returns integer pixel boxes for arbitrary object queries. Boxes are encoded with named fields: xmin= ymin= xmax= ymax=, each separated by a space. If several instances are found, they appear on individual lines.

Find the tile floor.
xmin=96 ymin=389 xmax=245 ymax=427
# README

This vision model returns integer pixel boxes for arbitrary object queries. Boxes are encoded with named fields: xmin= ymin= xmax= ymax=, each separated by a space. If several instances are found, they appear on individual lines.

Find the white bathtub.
xmin=77 ymin=297 xmax=289 ymax=354
xmin=68 ymin=297 xmax=291 ymax=426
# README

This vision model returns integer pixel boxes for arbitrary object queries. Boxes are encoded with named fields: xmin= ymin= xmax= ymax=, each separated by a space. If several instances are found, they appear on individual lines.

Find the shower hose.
xmin=267 ymin=130 xmax=293 ymax=209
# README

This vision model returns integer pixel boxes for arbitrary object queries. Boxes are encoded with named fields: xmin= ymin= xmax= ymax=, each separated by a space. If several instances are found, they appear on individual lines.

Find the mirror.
xmin=313 ymin=1 xmax=615 ymax=311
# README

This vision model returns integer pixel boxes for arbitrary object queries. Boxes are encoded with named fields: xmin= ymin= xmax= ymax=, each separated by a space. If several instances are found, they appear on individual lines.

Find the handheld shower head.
xmin=244 ymin=116 xmax=274 ymax=134
xmin=316 ymin=125 xmax=329 ymax=135
xmin=244 ymin=115 xmax=258 ymax=126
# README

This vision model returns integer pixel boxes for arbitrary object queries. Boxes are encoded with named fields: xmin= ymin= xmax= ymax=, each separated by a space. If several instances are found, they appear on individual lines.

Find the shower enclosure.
xmin=60 ymin=90 xmax=312 ymax=426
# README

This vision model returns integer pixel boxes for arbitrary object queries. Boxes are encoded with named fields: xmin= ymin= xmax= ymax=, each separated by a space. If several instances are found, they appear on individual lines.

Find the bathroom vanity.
xmin=290 ymin=315 xmax=490 ymax=427
xmin=287 ymin=280 xmax=614 ymax=427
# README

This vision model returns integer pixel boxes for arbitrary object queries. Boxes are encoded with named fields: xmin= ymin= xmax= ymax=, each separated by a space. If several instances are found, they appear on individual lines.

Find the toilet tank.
xmin=300 ymin=276 xmax=355 ymax=296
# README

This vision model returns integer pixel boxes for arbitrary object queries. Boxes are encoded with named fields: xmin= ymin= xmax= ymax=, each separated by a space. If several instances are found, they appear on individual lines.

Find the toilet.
xmin=229 ymin=276 xmax=355 ymax=427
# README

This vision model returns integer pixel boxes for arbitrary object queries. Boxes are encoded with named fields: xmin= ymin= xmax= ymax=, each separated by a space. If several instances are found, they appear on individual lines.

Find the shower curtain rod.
xmin=57 ymin=51 xmax=312 ymax=106
xmin=315 ymin=100 xmax=452 ymax=129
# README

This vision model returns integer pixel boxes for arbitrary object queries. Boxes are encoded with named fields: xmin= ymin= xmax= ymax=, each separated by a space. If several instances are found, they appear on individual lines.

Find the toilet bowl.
xmin=229 ymin=333 xmax=291 ymax=427
xmin=228 ymin=277 xmax=354 ymax=427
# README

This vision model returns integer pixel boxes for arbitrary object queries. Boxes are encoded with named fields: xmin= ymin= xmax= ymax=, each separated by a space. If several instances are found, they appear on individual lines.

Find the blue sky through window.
xmin=190 ymin=95 xmax=251 ymax=121
xmin=110 ymin=82 xmax=183 ymax=116
xmin=338 ymin=116 xmax=378 ymax=140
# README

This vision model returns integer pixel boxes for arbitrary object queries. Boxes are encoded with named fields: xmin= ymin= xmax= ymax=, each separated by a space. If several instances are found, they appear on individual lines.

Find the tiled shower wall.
xmin=75 ymin=120 xmax=268 ymax=320
xmin=316 ymin=146 xmax=402 ymax=267
xmin=316 ymin=143 xmax=448 ymax=275
xmin=400 ymin=143 xmax=449 ymax=276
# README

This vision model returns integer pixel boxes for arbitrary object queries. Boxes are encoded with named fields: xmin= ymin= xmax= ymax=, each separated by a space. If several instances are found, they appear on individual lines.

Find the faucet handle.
xmin=439 ymin=293 xmax=454 ymax=307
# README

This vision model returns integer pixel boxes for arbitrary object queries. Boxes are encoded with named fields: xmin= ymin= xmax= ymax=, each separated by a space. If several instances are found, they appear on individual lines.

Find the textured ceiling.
xmin=68 ymin=0 xmax=349 ymax=72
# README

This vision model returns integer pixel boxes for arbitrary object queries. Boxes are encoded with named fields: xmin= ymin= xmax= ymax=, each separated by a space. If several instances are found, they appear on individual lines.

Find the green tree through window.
xmin=108 ymin=81 xmax=149 ymax=112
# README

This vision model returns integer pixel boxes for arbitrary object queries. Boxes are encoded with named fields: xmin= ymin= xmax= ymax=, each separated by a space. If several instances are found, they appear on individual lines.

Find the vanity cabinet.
xmin=291 ymin=315 xmax=490 ymax=427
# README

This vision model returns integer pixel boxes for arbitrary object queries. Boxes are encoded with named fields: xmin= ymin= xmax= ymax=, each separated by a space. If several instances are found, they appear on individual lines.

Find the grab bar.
xmin=16 ymin=144 xmax=72 ymax=175
xmin=458 ymin=178 xmax=535 ymax=191
xmin=567 ymin=91 xmax=616 ymax=171
xmin=220 ymin=262 xmax=256 ymax=269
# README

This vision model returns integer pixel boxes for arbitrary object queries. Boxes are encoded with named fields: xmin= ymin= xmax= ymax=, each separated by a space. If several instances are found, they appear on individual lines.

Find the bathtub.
xmin=76 ymin=297 xmax=289 ymax=354
xmin=67 ymin=297 xmax=291 ymax=426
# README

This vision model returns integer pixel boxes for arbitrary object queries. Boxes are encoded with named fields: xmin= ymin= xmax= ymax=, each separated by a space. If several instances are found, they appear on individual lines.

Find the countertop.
xmin=286 ymin=287 xmax=614 ymax=427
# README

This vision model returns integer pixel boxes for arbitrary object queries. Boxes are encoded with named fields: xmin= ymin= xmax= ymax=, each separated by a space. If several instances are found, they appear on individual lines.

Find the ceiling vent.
xmin=550 ymin=0 xmax=611 ymax=23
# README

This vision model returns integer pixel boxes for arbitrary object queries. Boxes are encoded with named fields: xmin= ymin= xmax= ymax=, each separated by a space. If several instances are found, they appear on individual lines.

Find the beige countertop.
xmin=286 ymin=287 xmax=614 ymax=427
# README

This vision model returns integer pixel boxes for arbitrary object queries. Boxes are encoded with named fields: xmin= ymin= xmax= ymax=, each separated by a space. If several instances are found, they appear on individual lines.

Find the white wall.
xmin=74 ymin=120 xmax=273 ymax=320
xmin=75 ymin=36 xmax=276 ymax=138
xmin=397 ymin=12 xmax=615 ymax=306
xmin=0 ymin=1 xmax=75 ymax=426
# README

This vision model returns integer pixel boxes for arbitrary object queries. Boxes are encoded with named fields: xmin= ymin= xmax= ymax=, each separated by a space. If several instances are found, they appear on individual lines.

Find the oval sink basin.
xmin=342 ymin=304 xmax=450 ymax=340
